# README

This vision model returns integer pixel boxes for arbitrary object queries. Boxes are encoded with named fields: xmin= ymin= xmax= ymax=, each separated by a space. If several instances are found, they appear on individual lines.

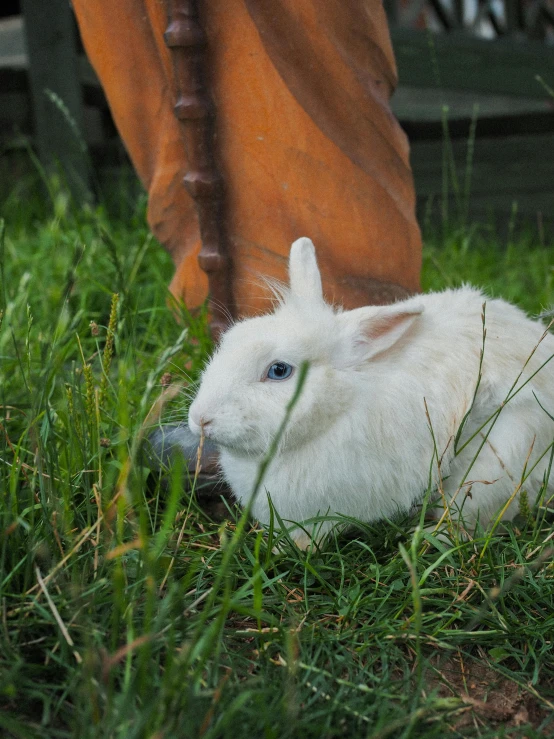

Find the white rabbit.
xmin=188 ymin=237 xmax=554 ymax=548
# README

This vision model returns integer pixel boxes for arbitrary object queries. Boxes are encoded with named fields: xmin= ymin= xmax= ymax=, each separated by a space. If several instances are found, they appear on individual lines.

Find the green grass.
xmin=1 ymin=176 xmax=554 ymax=738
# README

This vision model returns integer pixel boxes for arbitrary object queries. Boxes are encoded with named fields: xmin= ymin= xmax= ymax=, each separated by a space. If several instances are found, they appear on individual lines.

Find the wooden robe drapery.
xmin=72 ymin=0 xmax=422 ymax=321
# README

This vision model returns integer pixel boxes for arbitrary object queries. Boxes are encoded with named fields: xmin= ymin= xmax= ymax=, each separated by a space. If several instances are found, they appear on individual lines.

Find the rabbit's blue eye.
xmin=266 ymin=362 xmax=293 ymax=381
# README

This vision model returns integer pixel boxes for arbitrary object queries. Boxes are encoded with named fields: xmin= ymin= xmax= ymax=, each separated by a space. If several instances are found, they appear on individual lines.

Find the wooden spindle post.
xmin=165 ymin=0 xmax=235 ymax=338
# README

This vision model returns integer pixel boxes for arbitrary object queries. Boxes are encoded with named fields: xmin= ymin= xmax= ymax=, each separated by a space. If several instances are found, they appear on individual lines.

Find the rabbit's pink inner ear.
xmin=351 ymin=306 xmax=423 ymax=362
xmin=288 ymin=237 xmax=324 ymax=302
xmin=363 ymin=312 xmax=417 ymax=342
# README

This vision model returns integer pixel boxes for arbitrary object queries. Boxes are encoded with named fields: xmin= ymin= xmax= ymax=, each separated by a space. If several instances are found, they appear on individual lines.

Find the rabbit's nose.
xmin=188 ymin=404 xmax=210 ymax=427
xmin=188 ymin=406 xmax=209 ymax=433
xmin=198 ymin=417 xmax=215 ymax=439
xmin=200 ymin=417 xmax=212 ymax=429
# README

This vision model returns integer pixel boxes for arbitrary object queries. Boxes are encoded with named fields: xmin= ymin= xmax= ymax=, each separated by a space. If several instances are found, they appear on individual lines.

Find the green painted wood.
xmin=0 ymin=91 xmax=31 ymax=130
xmin=19 ymin=0 xmax=90 ymax=197
xmin=0 ymin=16 xmax=100 ymax=89
xmin=391 ymin=28 xmax=554 ymax=99
xmin=391 ymin=86 xmax=551 ymax=122
xmin=0 ymin=16 xmax=27 ymax=67
xmin=409 ymin=132 xmax=554 ymax=216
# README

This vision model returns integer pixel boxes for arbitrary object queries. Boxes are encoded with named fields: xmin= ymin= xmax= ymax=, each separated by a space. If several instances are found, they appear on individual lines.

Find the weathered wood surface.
xmin=0 ymin=16 xmax=99 ymax=88
xmin=0 ymin=15 xmax=26 ymax=68
xmin=18 ymin=0 xmax=90 ymax=196
xmin=386 ymin=0 xmax=554 ymax=40
xmin=391 ymin=28 xmax=554 ymax=100
xmin=391 ymin=86 xmax=551 ymax=123
xmin=4 ymin=4 xmax=553 ymax=224
xmin=0 ymin=16 xmax=120 ymax=166
xmin=410 ymin=132 xmax=554 ymax=217
xmin=385 ymin=19 xmax=554 ymax=221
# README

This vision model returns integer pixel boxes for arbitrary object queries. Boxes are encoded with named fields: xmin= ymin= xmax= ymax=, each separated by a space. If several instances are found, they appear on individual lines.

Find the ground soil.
xmin=433 ymin=655 xmax=553 ymax=734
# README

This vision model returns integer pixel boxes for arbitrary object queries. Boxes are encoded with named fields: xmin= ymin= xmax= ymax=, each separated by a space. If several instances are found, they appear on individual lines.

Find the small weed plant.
xmin=1 ymin=176 xmax=554 ymax=737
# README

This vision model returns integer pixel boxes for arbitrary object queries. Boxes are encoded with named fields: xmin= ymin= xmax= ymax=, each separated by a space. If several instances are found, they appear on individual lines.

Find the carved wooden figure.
xmin=72 ymin=0 xmax=422 ymax=335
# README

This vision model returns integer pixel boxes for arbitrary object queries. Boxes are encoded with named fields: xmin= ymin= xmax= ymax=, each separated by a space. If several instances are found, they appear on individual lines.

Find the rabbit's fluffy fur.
xmin=188 ymin=238 xmax=554 ymax=547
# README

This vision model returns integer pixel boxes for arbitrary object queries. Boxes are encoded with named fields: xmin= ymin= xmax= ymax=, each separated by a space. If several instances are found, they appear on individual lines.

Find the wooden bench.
xmin=1 ymin=0 xmax=553 ymax=220
xmin=386 ymin=0 xmax=554 ymax=222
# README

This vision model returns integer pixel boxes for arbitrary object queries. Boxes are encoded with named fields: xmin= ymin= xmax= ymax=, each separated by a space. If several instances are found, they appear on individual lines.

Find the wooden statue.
xmin=72 ymin=0 xmax=422 ymax=331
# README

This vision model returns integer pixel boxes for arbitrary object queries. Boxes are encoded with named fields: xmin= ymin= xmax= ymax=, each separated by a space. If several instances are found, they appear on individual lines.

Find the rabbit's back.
xmin=413 ymin=287 xmax=554 ymax=524
xmin=403 ymin=286 xmax=554 ymax=406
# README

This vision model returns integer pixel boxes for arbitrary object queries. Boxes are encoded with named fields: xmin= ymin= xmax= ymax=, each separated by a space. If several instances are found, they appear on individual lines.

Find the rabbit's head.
xmin=188 ymin=238 xmax=423 ymax=456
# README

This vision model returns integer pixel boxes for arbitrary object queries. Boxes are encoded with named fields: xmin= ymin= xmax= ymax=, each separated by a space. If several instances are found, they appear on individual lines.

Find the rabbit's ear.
xmin=289 ymin=237 xmax=324 ymax=302
xmin=339 ymin=304 xmax=424 ymax=364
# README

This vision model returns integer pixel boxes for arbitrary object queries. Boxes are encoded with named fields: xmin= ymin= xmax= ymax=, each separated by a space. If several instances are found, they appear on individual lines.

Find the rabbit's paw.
xmin=292 ymin=531 xmax=314 ymax=551
xmin=270 ymin=530 xmax=313 ymax=554
xmin=270 ymin=529 xmax=317 ymax=554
